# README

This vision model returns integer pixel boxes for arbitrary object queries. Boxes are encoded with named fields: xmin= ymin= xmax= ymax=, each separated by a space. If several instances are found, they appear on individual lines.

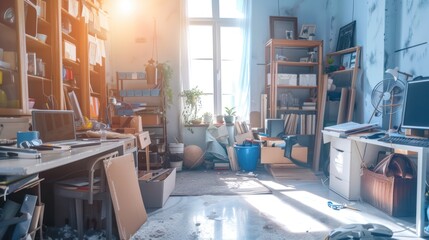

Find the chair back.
xmin=87 ymin=151 xmax=119 ymax=204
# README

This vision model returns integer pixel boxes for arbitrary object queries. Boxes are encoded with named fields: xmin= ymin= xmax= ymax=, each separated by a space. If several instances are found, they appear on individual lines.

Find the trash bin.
xmin=234 ymin=142 xmax=260 ymax=171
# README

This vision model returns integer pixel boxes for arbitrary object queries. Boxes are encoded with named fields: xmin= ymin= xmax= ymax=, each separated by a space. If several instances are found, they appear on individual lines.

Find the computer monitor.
xmin=401 ymin=77 xmax=429 ymax=130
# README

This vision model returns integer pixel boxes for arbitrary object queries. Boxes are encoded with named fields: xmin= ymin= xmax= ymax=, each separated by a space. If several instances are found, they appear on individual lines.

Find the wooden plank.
xmin=104 ymin=154 xmax=147 ymax=240
xmin=267 ymin=164 xmax=318 ymax=180
xmin=313 ymin=74 xmax=328 ymax=171
xmin=337 ymin=88 xmax=349 ymax=124
xmin=347 ymin=88 xmax=356 ymax=121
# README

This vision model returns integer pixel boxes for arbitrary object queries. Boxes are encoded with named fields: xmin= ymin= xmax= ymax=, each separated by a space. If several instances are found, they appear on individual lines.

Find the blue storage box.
xmin=151 ymin=89 xmax=160 ymax=96
xmin=134 ymin=90 xmax=143 ymax=96
xmin=142 ymin=89 xmax=151 ymax=96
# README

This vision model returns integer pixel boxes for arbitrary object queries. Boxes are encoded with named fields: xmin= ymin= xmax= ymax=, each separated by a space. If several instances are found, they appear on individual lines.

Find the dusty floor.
xmin=132 ymin=168 xmax=426 ymax=240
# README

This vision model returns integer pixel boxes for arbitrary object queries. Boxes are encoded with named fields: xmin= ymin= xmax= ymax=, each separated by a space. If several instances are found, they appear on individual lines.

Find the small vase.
xmin=216 ymin=115 xmax=224 ymax=124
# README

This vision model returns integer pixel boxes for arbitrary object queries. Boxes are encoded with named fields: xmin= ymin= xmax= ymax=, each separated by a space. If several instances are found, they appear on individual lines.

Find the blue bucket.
xmin=234 ymin=143 xmax=260 ymax=171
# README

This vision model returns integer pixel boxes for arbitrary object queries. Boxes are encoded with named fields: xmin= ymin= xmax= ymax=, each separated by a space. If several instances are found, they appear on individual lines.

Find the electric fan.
xmin=369 ymin=77 xmax=406 ymax=130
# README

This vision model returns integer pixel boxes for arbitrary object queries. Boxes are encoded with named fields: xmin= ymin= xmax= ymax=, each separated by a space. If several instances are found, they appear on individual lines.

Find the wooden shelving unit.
xmin=116 ymin=72 xmax=168 ymax=170
xmin=325 ymin=46 xmax=361 ymax=125
xmin=0 ymin=0 xmax=108 ymax=122
xmin=264 ymin=39 xmax=324 ymax=171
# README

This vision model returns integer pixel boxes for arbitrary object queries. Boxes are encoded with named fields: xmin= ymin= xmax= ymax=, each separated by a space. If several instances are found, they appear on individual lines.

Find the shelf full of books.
xmin=283 ymin=113 xmax=316 ymax=135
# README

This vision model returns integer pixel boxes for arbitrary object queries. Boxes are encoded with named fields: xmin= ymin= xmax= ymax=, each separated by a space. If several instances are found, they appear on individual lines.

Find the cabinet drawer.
xmin=330 ymin=146 xmax=351 ymax=182
xmin=329 ymin=173 xmax=351 ymax=199
xmin=330 ymin=137 xmax=351 ymax=152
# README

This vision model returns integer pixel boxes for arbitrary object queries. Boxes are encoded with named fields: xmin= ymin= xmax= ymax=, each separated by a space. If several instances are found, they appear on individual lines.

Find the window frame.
xmin=187 ymin=0 xmax=242 ymax=115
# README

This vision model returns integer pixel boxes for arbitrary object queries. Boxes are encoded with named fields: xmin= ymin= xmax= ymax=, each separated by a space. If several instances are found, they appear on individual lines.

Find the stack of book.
xmin=301 ymin=101 xmax=316 ymax=110
xmin=0 ymin=174 xmax=40 ymax=196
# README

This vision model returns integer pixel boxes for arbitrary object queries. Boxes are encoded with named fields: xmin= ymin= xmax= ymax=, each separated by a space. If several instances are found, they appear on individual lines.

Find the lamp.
xmin=385 ymin=67 xmax=413 ymax=81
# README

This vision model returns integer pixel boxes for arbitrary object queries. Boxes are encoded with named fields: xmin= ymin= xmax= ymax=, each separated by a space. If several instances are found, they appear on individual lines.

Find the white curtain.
xmin=235 ymin=0 xmax=252 ymax=123
xmin=179 ymin=0 xmax=190 ymax=142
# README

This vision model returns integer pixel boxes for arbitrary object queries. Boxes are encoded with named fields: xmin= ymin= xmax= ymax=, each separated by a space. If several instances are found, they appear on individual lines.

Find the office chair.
xmin=54 ymin=151 xmax=119 ymax=239
xmin=283 ymin=135 xmax=311 ymax=168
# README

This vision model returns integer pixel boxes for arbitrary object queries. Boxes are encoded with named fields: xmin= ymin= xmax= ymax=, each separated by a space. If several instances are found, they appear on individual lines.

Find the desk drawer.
xmin=330 ymin=173 xmax=352 ymax=199
xmin=330 ymin=145 xmax=351 ymax=182
xmin=330 ymin=137 xmax=351 ymax=152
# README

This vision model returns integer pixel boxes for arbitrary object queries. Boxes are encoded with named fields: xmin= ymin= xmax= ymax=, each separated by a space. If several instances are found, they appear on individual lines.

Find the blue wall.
xmin=251 ymin=0 xmax=429 ymax=129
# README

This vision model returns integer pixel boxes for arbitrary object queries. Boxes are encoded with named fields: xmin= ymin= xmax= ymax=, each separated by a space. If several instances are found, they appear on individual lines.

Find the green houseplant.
xmin=180 ymin=86 xmax=204 ymax=125
xmin=158 ymin=62 xmax=173 ymax=108
xmin=224 ymin=106 xmax=236 ymax=123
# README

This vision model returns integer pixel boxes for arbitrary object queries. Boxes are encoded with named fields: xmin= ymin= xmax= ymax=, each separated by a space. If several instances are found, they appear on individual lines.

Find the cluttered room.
xmin=1 ymin=0 xmax=429 ymax=239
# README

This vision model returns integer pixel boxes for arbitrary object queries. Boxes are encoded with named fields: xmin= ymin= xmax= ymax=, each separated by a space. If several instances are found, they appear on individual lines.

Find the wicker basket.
xmin=361 ymin=168 xmax=416 ymax=217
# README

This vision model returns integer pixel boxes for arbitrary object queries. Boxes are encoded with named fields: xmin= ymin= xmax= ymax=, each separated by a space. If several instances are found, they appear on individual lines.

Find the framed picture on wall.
xmin=299 ymin=24 xmax=316 ymax=39
xmin=269 ymin=16 xmax=298 ymax=40
xmin=336 ymin=21 xmax=356 ymax=51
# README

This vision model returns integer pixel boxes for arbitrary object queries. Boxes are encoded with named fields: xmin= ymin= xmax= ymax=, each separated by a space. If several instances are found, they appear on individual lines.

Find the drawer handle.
xmin=335 ymin=176 xmax=342 ymax=181
xmin=333 ymin=147 xmax=344 ymax=153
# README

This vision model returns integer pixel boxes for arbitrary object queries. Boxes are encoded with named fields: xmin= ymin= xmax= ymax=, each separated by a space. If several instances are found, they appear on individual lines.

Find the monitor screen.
xmin=401 ymin=78 xmax=429 ymax=130
xmin=32 ymin=110 xmax=76 ymax=143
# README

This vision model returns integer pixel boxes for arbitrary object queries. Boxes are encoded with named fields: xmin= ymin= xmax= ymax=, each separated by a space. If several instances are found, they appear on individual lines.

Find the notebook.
xmin=31 ymin=110 xmax=101 ymax=148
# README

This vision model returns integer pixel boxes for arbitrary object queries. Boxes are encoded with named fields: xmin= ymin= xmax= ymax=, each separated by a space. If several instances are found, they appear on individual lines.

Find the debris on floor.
xmin=44 ymin=225 xmax=116 ymax=240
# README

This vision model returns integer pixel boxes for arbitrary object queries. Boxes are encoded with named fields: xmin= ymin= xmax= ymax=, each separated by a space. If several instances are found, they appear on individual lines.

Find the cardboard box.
xmin=261 ymin=145 xmax=307 ymax=164
xmin=138 ymin=168 xmax=176 ymax=208
xmin=141 ymin=114 xmax=161 ymax=125
xmin=135 ymin=131 xmax=151 ymax=149
xmin=111 ymin=116 xmax=143 ymax=133
xmin=299 ymin=74 xmax=317 ymax=86
xmin=277 ymin=74 xmax=298 ymax=86
xmin=361 ymin=168 xmax=416 ymax=217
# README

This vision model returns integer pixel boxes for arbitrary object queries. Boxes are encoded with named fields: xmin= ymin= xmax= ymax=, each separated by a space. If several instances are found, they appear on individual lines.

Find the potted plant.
xmin=224 ymin=106 xmax=236 ymax=123
xmin=203 ymin=112 xmax=213 ymax=124
xmin=158 ymin=62 xmax=173 ymax=108
xmin=180 ymin=86 xmax=204 ymax=125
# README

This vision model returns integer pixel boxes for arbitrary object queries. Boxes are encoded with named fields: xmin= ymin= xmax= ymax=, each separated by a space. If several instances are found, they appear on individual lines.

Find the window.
xmin=186 ymin=0 xmax=245 ymax=116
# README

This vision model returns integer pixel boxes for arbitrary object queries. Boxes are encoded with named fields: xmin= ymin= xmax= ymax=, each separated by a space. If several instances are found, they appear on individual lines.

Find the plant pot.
xmin=224 ymin=115 xmax=235 ymax=124
xmin=190 ymin=118 xmax=202 ymax=125
xmin=170 ymin=160 xmax=183 ymax=171
xmin=203 ymin=115 xmax=212 ymax=124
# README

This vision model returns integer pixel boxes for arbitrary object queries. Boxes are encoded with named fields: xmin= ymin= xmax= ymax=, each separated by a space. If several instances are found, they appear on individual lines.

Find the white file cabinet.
xmin=329 ymin=137 xmax=359 ymax=200
xmin=323 ymin=131 xmax=386 ymax=200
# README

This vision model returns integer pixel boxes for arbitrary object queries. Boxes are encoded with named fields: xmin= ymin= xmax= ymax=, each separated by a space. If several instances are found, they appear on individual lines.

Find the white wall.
xmin=108 ymin=0 xmax=181 ymax=142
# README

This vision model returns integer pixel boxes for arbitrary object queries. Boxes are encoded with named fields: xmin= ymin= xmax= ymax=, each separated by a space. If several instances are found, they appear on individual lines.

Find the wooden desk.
xmin=323 ymin=130 xmax=429 ymax=237
xmin=0 ymin=139 xmax=137 ymax=176
xmin=0 ymin=138 xmax=137 ymax=239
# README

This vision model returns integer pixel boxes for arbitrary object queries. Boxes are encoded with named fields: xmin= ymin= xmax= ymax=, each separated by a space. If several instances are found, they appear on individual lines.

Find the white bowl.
xmin=36 ymin=33 xmax=47 ymax=43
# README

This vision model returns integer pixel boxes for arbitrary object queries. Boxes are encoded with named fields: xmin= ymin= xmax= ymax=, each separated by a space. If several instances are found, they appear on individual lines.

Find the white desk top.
xmin=0 ymin=141 xmax=126 ymax=176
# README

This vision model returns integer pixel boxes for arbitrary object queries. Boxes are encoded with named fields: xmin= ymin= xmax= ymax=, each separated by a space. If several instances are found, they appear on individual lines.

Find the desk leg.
xmin=145 ymin=147 xmax=150 ymax=172
xmin=416 ymin=148 xmax=429 ymax=237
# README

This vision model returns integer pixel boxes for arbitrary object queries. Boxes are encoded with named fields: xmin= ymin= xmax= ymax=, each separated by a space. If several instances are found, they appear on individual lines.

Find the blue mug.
xmin=17 ymin=131 xmax=40 ymax=148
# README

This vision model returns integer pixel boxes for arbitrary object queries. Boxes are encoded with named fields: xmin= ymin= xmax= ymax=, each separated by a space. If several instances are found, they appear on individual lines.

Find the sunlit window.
xmin=187 ymin=0 xmax=244 ymax=116
xmin=187 ymin=0 xmax=212 ymax=18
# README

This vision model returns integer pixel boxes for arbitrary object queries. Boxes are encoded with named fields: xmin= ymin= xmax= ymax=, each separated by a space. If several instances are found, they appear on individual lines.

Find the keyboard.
xmin=378 ymin=136 xmax=429 ymax=147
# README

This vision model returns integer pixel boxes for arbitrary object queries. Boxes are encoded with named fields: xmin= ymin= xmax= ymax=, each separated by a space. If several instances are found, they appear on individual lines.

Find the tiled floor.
xmin=132 ymin=168 xmax=425 ymax=240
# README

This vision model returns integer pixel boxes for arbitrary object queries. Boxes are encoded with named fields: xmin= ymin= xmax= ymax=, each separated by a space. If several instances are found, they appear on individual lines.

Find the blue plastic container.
xmin=234 ymin=143 xmax=260 ymax=171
